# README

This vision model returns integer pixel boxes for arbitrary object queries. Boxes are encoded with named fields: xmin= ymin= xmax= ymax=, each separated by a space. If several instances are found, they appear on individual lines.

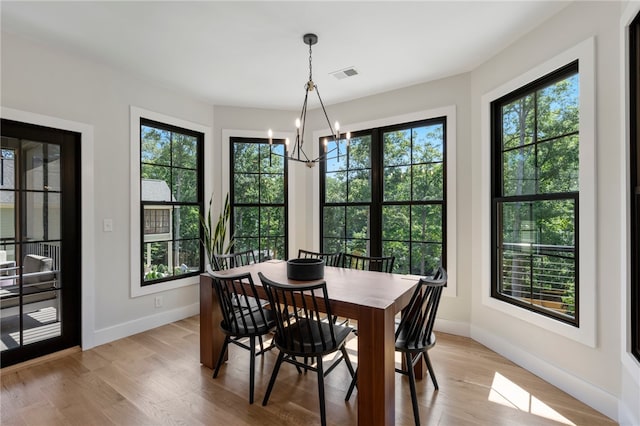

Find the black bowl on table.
xmin=287 ymin=258 xmax=325 ymax=281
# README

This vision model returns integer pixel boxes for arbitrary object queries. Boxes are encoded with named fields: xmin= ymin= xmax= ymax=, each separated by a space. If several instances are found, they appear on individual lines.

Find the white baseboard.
xmin=88 ymin=303 xmax=199 ymax=349
xmin=470 ymin=324 xmax=619 ymax=422
xmin=619 ymin=401 xmax=640 ymax=426
xmin=435 ymin=318 xmax=470 ymax=337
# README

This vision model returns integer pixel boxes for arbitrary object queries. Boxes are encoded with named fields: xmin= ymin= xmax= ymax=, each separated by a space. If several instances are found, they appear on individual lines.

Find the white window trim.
xmin=480 ymin=38 xmax=596 ymax=346
xmin=620 ymin=1 xmax=640 ymax=375
xmin=312 ymin=105 xmax=458 ymax=298
xmin=130 ymin=106 xmax=212 ymax=297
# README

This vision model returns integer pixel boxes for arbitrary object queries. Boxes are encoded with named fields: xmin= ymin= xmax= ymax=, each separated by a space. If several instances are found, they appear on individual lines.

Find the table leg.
xmin=199 ymin=274 xmax=227 ymax=369
xmin=356 ymin=305 xmax=395 ymax=426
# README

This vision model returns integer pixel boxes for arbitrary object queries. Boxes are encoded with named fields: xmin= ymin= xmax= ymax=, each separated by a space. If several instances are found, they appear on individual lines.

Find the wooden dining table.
xmin=199 ymin=259 xmax=421 ymax=425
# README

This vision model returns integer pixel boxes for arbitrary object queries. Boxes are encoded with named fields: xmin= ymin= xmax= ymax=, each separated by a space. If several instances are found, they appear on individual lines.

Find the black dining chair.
xmin=297 ymin=249 xmax=341 ymax=267
xmin=208 ymin=270 xmax=276 ymax=404
xmin=212 ymin=249 xmax=257 ymax=271
xmin=258 ymin=272 xmax=356 ymax=426
xmin=212 ymin=249 xmax=268 ymax=313
xmin=346 ymin=266 xmax=447 ymax=426
xmin=339 ymin=252 xmax=395 ymax=273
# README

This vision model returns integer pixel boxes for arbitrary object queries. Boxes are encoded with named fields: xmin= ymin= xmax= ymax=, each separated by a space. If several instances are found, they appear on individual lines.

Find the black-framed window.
xmin=139 ymin=118 xmax=204 ymax=284
xmin=630 ymin=12 xmax=640 ymax=362
xmin=320 ymin=118 xmax=446 ymax=275
xmin=230 ymin=137 xmax=288 ymax=261
xmin=491 ymin=62 xmax=579 ymax=325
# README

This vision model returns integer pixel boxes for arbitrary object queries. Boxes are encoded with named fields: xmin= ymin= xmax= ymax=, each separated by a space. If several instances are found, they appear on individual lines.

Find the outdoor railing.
xmin=500 ymin=242 xmax=575 ymax=317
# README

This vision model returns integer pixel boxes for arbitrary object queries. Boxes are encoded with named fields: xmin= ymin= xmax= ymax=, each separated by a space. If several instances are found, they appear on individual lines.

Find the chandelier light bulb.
xmin=295 ymin=118 xmax=301 ymax=128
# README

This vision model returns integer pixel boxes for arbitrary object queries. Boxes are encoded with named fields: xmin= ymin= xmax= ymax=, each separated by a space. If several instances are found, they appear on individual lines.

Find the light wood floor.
xmin=1 ymin=315 xmax=616 ymax=425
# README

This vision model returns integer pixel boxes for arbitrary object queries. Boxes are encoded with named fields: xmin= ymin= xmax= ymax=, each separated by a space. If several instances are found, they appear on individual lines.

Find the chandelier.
xmin=268 ymin=33 xmax=350 ymax=168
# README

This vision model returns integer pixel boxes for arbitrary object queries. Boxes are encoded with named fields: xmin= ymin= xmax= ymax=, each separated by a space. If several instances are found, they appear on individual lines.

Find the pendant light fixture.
xmin=268 ymin=33 xmax=349 ymax=168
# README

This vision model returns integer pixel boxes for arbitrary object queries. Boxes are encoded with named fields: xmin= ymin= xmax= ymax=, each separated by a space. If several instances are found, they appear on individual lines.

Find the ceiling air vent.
xmin=330 ymin=67 xmax=359 ymax=80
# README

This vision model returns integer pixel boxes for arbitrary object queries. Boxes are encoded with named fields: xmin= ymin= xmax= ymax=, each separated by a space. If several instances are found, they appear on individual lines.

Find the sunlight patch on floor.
xmin=488 ymin=372 xmax=576 ymax=425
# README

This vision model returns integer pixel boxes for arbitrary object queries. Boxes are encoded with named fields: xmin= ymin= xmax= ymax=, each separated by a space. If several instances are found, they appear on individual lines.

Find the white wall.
xmin=1 ymin=31 xmax=214 ymax=346
xmin=470 ymin=1 xmax=638 ymax=423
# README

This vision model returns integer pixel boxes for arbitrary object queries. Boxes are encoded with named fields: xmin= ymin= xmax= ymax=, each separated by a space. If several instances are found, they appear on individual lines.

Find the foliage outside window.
xmin=230 ymin=137 xmax=288 ymax=261
xmin=140 ymin=118 xmax=203 ymax=284
xmin=321 ymin=118 xmax=446 ymax=275
xmin=491 ymin=62 xmax=579 ymax=325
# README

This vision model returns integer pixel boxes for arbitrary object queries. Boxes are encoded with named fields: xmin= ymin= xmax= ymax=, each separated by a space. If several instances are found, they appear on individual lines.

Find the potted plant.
xmin=200 ymin=192 xmax=234 ymax=269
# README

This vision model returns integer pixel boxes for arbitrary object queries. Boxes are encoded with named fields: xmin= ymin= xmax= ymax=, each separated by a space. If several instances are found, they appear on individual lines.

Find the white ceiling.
xmin=1 ymin=1 xmax=571 ymax=110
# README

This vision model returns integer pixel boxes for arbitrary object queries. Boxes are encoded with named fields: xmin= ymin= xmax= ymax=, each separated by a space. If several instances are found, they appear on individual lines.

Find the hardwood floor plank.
xmin=0 ymin=316 xmax=616 ymax=426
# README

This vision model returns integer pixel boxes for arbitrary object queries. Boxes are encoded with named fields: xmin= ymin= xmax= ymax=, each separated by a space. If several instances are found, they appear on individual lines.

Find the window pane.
xmin=23 ymin=142 xmax=61 ymax=192
xmin=347 ymin=135 xmax=371 ymax=170
xmin=384 ymin=240 xmax=408 ymax=273
xmin=498 ymin=199 xmax=576 ymax=319
xmin=323 ymin=206 xmax=345 ymax=238
xmin=502 ymin=145 xmax=536 ymax=196
xmin=345 ymin=238 xmax=368 ymax=256
xmin=323 ymin=238 xmax=344 ymax=254
xmin=384 ymin=165 xmax=410 ymax=202
xmin=502 ymin=95 xmax=535 ymax=150
xmin=411 ymin=204 xmax=442 ymax=243
xmin=260 ymin=174 xmax=284 ymax=204
xmin=384 ymin=129 xmax=411 ymax=167
xmin=25 ymin=192 xmax=60 ymax=241
xmin=382 ymin=205 xmax=410 ymax=241
xmin=325 ymin=171 xmax=347 ymax=203
xmin=346 ymin=206 xmax=369 ymax=240
xmin=326 ymin=139 xmax=348 ymax=172
xmin=174 ymin=205 xmax=199 ymax=239
xmin=234 ymin=207 xmax=259 ymax=237
xmin=234 ymin=143 xmax=260 ymax=173
xmin=172 ymin=238 xmax=199 ymax=275
xmin=234 ymin=237 xmax=259 ymax=253
xmin=260 ymin=206 xmax=285 ymax=236
xmin=260 ymin=237 xmax=283 ymax=261
xmin=0 ymin=190 xmax=15 ymax=239
xmin=537 ymin=74 xmax=579 ymax=140
xmin=261 ymin=144 xmax=285 ymax=173
xmin=234 ymin=173 xmax=259 ymax=204
xmin=144 ymin=207 xmax=171 ymax=235
xmin=413 ymin=163 xmax=444 ymax=201
xmin=141 ymin=165 xmax=172 ymax=201
xmin=347 ymin=170 xmax=371 ymax=203
xmin=538 ymin=136 xmax=579 ymax=193
xmin=143 ymin=240 xmax=170 ymax=281
xmin=172 ymin=169 xmax=197 ymax=202
xmin=141 ymin=126 xmax=170 ymax=166
xmin=1 ymin=148 xmax=16 ymax=189
xmin=413 ymin=124 xmax=444 ymax=163
xmin=172 ymin=134 xmax=198 ymax=169
xmin=410 ymin=242 xmax=441 ymax=276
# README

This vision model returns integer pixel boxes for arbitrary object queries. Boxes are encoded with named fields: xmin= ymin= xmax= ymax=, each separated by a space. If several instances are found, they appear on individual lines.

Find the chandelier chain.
xmin=308 ymin=42 xmax=313 ymax=83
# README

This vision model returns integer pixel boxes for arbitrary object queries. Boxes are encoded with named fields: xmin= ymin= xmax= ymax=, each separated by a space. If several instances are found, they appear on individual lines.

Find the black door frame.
xmin=1 ymin=118 xmax=81 ymax=367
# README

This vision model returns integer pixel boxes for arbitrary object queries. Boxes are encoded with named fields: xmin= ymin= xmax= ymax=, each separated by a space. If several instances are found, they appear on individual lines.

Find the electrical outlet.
xmin=154 ymin=296 xmax=163 ymax=308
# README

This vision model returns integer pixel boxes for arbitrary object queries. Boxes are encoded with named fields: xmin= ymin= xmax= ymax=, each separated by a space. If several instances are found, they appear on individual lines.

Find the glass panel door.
xmin=1 ymin=119 xmax=80 ymax=367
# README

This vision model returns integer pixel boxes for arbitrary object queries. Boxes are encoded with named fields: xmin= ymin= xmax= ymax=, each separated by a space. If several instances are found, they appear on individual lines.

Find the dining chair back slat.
xmin=297 ymin=249 xmax=340 ymax=267
xmin=212 ymin=249 xmax=257 ymax=271
xmin=340 ymin=252 xmax=395 ymax=273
